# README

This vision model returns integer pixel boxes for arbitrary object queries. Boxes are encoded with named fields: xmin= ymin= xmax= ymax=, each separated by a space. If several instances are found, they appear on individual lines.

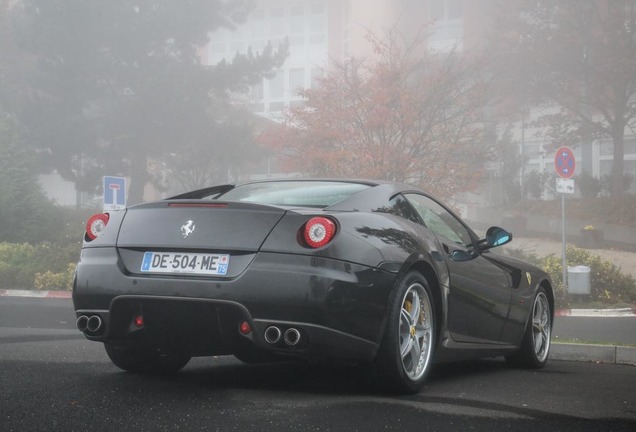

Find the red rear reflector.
xmin=85 ymin=213 xmax=109 ymax=241
xmin=302 ymin=217 xmax=336 ymax=248
xmin=239 ymin=321 xmax=252 ymax=335
xmin=134 ymin=315 xmax=144 ymax=328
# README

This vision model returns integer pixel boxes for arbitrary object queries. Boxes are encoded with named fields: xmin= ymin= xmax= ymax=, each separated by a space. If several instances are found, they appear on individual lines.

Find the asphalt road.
xmin=1 ymin=297 xmax=635 ymax=431
xmin=554 ymin=316 xmax=636 ymax=345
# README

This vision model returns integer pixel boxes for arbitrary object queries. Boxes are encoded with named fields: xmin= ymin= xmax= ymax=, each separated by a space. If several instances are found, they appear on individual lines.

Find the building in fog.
xmin=201 ymin=0 xmax=502 ymax=187
xmin=203 ymin=0 xmax=635 ymax=199
xmin=202 ymin=0 xmax=493 ymax=119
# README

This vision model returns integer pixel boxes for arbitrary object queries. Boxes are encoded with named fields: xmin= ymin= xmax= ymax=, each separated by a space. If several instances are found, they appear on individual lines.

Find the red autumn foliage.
xmin=258 ymin=32 xmax=492 ymax=200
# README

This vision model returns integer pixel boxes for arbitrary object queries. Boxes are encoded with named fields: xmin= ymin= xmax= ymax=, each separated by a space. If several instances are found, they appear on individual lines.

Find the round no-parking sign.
xmin=554 ymin=146 xmax=576 ymax=179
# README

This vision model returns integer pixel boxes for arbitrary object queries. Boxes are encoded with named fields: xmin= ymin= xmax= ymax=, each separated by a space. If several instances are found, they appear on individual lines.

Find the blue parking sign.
xmin=103 ymin=176 xmax=126 ymax=211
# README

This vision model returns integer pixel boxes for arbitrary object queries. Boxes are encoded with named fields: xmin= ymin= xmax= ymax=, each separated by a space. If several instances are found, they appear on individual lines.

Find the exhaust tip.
xmin=76 ymin=315 xmax=89 ymax=332
xmin=86 ymin=315 xmax=103 ymax=333
xmin=284 ymin=328 xmax=301 ymax=346
xmin=264 ymin=326 xmax=281 ymax=344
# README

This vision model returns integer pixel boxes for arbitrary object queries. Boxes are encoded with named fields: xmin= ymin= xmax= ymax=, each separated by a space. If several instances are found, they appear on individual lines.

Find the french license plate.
xmin=140 ymin=252 xmax=229 ymax=275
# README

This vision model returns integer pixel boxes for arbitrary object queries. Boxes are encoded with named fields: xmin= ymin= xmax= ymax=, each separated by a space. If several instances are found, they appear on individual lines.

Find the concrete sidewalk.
xmin=510 ymin=236 xmax=636 ymax=278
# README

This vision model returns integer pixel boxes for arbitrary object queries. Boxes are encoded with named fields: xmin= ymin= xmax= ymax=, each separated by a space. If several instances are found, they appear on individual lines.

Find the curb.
xmin=555 ymin=308 xmax=636 ymax=317
xmin=552 ymin=343 xmax=636 ymax=366
xmin=0 ymin=289 xmax=71 ymax=299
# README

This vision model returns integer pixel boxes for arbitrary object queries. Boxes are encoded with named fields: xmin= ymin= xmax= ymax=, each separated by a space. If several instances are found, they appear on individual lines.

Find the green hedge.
xmin=33 ymin=263 xmax=76 ymax=291
xmin=506 ymin=245 xmax=636 ymax=307
xmin=0 ymin=242 xmax=79 ymax=290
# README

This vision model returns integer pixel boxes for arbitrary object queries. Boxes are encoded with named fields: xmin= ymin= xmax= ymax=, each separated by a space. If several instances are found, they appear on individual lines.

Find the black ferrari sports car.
xmin=74 ymin=179 xmax=553 ymax=393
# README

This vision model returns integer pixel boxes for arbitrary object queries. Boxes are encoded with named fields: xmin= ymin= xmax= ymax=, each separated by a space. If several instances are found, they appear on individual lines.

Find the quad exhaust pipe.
xmin=87 ymin=315 xmax=102 ymax=333
xmin=76 ymin=315 xmax=89 ymax=332
xmin=283 ymin=328 xmax=301 ymax=346
xmin=264 ymin=326 xmax=281 ymax=344
xmin=263 ymin=326 xmax=301 ymax=346
xmin=76 ymin=314 xmax=104 ymax=334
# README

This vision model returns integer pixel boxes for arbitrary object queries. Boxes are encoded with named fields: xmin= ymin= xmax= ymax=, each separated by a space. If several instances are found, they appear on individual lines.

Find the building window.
xmin=431 ymin=0 xmax=463 ymax=21
xmin=310 ymin=68 xmax=324 ymax=89
xmin=311 ymin=2 xmax=324 ymax=14
xmin=310 ymin=4 xmax=325 ymax=45
xmin=447 ymin=0 xmax=463 ymax=19
xmin=271 ymin=6 xmax=285 ymax=18
xmin=251 ymin=9 xmax=266 ymax=37
xmin=270 ymin=6 xmax=285 ymax=38
xmin=269 ymin=70 xmax=285 ymax=99
xmin=429 ymin=0 xmax=464 ymax=51
xmin=269 ymin=101 xmax=285 ymax=113
xmin=289 ymin=68 xmax=305 ymax=96
xmin=600 ymin=138 xmax=636 ymax=156
xmin=289 ymin=4 xmax=305 ymax=46
xmin=251 ymin=79 xmax=264 ymax=101
xmin=230 ymin=40 xmax=244 ymax=53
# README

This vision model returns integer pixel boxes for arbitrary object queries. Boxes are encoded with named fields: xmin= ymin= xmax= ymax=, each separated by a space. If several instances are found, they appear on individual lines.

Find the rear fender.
xmin=375 ymin=256 xmax=448 ymax=350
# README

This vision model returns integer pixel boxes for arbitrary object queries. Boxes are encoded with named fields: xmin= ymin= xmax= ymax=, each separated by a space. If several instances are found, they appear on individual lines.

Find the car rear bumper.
xmin=73 ymin=248 xmax=397 ymax=362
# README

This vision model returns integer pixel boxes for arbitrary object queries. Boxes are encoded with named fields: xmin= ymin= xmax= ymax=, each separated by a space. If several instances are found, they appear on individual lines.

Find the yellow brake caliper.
xmin=405 ymin=300 xmax=416 ymax=337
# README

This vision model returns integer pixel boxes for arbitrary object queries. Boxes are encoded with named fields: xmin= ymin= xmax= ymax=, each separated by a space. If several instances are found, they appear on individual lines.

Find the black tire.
xmin=506 ymin=287 xmax=552 ymax=368
xmin=104 ymin=343 xmax=191 ymax=374
xmin=373 ymin=271 xmax=436 ymax=394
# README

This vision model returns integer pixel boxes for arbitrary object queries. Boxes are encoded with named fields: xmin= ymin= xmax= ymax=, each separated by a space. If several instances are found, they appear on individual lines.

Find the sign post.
xmin=103 ymin=176 xmax=126 ymax=212
xmin=554 ymin=147 xmax=576 ymax=291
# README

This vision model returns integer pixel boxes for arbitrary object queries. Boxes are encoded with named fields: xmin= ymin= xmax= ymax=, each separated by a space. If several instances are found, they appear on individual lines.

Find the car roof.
xmin=167 ymin=178 xmax=428 ymax=209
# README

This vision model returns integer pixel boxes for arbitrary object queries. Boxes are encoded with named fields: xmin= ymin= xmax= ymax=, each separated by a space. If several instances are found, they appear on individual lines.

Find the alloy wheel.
xmin=398 ymin=283 xmax=433 ymax=381
xmin=532 ymin=291 xmax=551 ymax=363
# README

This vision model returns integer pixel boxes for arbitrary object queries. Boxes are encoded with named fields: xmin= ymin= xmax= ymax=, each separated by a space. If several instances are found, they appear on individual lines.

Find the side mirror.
xmin=483 ymin=226 xmax=512 ymax=249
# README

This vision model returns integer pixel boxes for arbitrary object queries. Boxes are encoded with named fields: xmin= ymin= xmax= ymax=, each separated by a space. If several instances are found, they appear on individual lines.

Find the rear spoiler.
xmin=167 ymin=184 xmax=235 ymax=200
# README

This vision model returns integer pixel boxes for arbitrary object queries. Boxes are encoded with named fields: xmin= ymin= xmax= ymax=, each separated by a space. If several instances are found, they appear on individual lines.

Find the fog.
xmin=1 ymin=0 xmax=635 ymax=246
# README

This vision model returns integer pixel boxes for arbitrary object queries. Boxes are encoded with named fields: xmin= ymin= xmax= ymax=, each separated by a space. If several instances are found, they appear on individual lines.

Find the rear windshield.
xmin=217 ymin=181 xmax=370 ymax=208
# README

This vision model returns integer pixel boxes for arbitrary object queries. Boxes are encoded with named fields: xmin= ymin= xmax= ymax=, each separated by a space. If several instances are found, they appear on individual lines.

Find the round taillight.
xmin=86 ymin=213 xmax=109 ymax=241
xmin=302 ymin=217 xmax=336 ymax=248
